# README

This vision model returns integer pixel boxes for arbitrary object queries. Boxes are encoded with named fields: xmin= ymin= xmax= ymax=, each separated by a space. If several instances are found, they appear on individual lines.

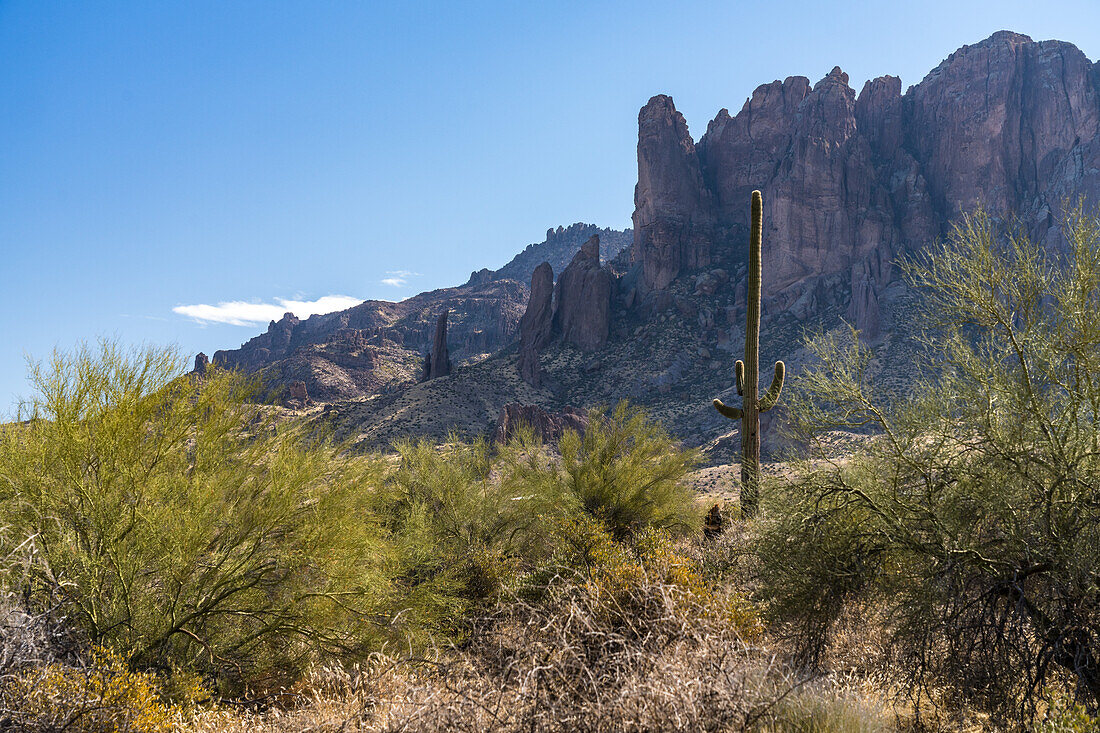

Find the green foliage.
xmin=0 ymin=342 xmax=703 ymax=705
xmin=538 ymin=512 xmax=763 ymax=639
xmin=554 ymin=402 xmax=701 ymax=540
xmin=382 ymin=432 xmax=560 ymax=623
xmin=0 ymin=341 xmax=394 ymax=692
xmin=381 ymin=403 xmax=702 ymax=614
xmin=762 ymin=205 xmax=1100 ymax=719
xmin=713 ymin=190 xmax=785 ymax=517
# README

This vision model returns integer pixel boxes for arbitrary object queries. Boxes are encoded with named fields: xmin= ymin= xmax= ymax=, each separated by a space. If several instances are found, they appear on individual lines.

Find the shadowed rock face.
xmin=848 ymin=260 xmax=881 ymax=342
xmin=494 ymin=403 xmax=589 ymax=445
xmin=518 ymin=262 xmax=554 ymax=387
xmin=633 ymin=95 xmax=717 ymax=291
xmin=552 ymin=236 xmax=612 ymax=351
xmin=423 ymin=310 xmax=451 ymax=380
xmin=632 ymin=31 xmax=1100 ymax=309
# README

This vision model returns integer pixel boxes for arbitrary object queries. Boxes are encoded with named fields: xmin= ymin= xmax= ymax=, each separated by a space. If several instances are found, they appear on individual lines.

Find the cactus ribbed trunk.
xmin=741 ymin=191 xmax=763 ymax=516
xmin=711 ymin=190 xmax=784 ymax=520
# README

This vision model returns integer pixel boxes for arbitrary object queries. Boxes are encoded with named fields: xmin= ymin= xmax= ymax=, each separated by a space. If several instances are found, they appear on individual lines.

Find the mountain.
xmin=198 ymin=31 xmax=1100 ymax=458
xmin=481 ymin=223 xmax=632 ymax=285
xmin=631 ymin=31 xmax=1100 ymax=334
xmin=199 ymin=224 xmax=630 ymax=402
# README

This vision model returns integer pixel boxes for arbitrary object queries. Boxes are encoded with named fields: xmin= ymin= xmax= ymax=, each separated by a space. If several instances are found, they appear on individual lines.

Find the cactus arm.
xmin=735 ymin=360 xmax=745 ymax=396
xmin=759 ymin=361 xmax=785 ymax=412
xmin=712 ymin=399 xmax=743 ymax=420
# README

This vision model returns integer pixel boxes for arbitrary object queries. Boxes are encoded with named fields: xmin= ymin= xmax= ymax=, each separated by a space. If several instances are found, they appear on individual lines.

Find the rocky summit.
xmin=196 ymin=31 xmax=1100 ymax=459
xmin=632 ymin=31 xmax=1100 ymax=316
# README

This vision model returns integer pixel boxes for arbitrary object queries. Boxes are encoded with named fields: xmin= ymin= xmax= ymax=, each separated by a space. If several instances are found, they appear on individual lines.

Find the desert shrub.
xmin=762 ymin=206 xmax=1100 ymax=720
xmin=1036 ymin=690 xmax=1100 ymax=732
xmin=0 ymin=533 xmax=73 ymax=679
xmin=765 ymin=679 xmax=893 ymax=733
xmin=0 ymin=341 xmax=395 ymax=692
xmin=381 ymin=432 xmax=561 ymax=626
xmin=533 ymin=512 xmax=763 ymax=640
xmin=360 ymin=574 xmax=782 ymax=732
xmin=549 ymin=401 xmax=701 ymax=540
xmin=380 ymin=406 xmax=702 ymax=623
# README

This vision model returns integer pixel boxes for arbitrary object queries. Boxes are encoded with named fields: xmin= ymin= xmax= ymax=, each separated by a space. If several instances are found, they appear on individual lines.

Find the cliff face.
xmin=906 ymin=32 xmax=1100 ymax=220
xmin=632 ymin=95 xmax=717 ymax=291
xmin=201 ymin=30 xmax=1100 ymax=434
xmin=632 ymin=31 xmax=1100 ymax=309
xmin=517 ymin=262 xmax=554 ymax=387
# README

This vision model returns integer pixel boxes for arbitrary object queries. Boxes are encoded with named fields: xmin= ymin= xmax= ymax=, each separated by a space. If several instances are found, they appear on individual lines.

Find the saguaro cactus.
xmin=713 ymin=190 xmax=785 ymax=518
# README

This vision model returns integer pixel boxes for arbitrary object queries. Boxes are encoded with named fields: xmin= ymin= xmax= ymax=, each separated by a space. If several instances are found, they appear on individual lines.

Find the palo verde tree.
xmin=0 ymin=342 xmax=397 ymax=693
xmin=713 ymin=190 xmax=785 ymax=518
xmin=761 ymin=204 xmax=1100 ymax=720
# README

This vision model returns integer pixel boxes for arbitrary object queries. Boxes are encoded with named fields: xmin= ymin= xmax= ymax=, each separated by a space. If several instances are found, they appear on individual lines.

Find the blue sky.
xmin=3 ymin=0 xmax=1099 ymax=411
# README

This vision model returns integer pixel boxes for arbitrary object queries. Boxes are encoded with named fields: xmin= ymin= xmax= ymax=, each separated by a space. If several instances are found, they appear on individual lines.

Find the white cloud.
xmin=381 ymin=270 xmax=421 ymax=288
xmin=173 ymin=295 xmax=363 ymax=327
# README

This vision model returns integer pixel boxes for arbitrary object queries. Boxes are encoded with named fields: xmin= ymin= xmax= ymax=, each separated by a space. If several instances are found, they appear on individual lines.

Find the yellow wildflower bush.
xmin=6 ymin=646 xmax=179 ymax=733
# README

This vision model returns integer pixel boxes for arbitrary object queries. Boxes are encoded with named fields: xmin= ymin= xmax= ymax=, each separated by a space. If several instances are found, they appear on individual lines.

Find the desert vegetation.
xmin=3 ymin=207 xmax=1100 ymax=731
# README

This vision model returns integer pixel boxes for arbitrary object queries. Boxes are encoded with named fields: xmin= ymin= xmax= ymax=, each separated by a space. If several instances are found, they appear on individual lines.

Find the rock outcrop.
xmin=421 ymin=310 xmax=451 ymax=381
xmin=196 ymin=29 xmax=1100 ymax=437
xmin=552 ymin=236 xmax=612 ymax=351
xmin=193 ymin=352 xmax=209 ymax=375
xmin=286 ymin=380 xmax=312 ymax=407
xmin=494 ymin=403 xmax=589 ymax=445
xmin=906 ymin=31 xmax=1100 ymax=221
xmin=847 ymin=261 xmax=881 ymax=341
xmin=202 ymin=276 xmax=528 ymax=400
xmin=215 ymin=312 xmax=301 ymax=371
xmin=632 ymin=95 xmax=716 ymax=291
xmin=517 ymin=262 xmax=554 ymax=386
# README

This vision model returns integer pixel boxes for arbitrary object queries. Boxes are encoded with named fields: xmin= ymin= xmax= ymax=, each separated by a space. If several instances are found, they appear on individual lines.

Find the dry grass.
xmin=184 ymin=576 xmax=898 ymax=732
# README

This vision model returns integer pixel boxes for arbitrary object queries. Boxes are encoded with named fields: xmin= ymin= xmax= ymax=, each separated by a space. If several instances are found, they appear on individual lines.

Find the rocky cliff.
xmin=632 ymin=30 xmax=1100 ymax=327
xmin=201 ymin=220 xmax=631 ymax=401
xmin=552 ymin=235 xmax=612 ymax=352
xmin=517 ymin=262 xmax=554 ymax=387
xmin=632 ymin=95 xmax=717 ymax=291
xmin=421 ymin=310 xmax=452 ymax=381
